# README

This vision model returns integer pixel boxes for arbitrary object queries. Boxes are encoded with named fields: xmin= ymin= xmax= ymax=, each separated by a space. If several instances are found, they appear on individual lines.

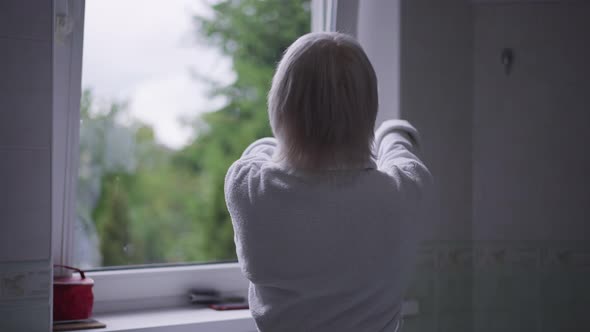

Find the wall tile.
xmin=540 ymin=309 xmax=589 ymax=332
xmin=405 ymin=274 xmax=436 ymax=314
xmin=409 ymin=241 xmax=590 ymax=331
xmin=0 ymin=260 xmax=51 ymax=331
xmin=0 ymin=38 xmax=52 ymax=92
xmin=473 ymin=270 xmax=504 ymax=311
xmin=0 ymin=266 xmax=51 ymax=300
xmin=0 ymin=302 xmax=50 ymax=331
xmin=438 ymin=312 xmax=472 ymax=332
xmin=0 ymin=149 xmax=51 ymax=212
xmin=0 ymin=2 xmax=57 ymax=331
xmin=572 ymin=268 xmax=590 ymax=305
xmin=0 ymin=260 xmax=51 ymax=300
xmin=436 ymin=244 xmax=473 ymax=270
xmin=474 ymin=310 xmax=537 ymax=332
xmin=436 ymin=271 xmax=473 ymax=313
xmin=400 ymin=315 xmax=436 ymax=332
xmin=0 ymin=0 xmax=52 ymax=41
xmin=0 ymin=149 xmax=51 ymax=261
xmin=0 ymin=208 xmax=51 ymax=262
xmin=540 ymin=270 xmax=576 ymax=306
xmin=0 ymin=91 xmax=52 ymax=148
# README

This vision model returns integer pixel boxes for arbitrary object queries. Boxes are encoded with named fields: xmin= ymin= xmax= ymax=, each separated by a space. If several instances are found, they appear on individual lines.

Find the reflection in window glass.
xmin=75 ymin=0 xmax=310 ymax=268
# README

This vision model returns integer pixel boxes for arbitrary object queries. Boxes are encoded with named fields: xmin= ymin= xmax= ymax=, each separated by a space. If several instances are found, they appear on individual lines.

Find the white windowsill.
xmin=69 ymin=300 xmax=419 ymax=332
xmin=70 ymin=307 xmax=256 ymax=332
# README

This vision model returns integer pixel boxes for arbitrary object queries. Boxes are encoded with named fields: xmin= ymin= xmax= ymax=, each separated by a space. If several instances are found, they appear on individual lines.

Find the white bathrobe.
xmin=225 ymin=119 xmax=432 ymax=332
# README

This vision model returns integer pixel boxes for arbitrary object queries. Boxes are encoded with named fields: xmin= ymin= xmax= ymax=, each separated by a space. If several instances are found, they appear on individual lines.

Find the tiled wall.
xmin=0 ymin=1 xmax=54 ymax=331
xmin=393 ymin=1 xmax=590 ymax=331
xmin=402 ymin=241 xmax=590 ymax=332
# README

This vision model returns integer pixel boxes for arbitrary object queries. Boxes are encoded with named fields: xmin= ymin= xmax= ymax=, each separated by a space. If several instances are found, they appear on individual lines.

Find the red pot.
xmin=53 ymin=265 xmax=94 ymax=321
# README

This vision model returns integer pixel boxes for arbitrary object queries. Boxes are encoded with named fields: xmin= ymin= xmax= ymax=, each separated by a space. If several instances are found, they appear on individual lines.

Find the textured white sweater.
xmin=225 ymin=120 xmax=432 ymax=332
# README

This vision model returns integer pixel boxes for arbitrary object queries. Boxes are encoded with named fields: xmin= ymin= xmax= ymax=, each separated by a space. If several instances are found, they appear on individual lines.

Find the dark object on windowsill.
xmin=189 ymin=289 xmax=246 ymax=307
xmin=189 ymin=288 xmax=219 ymax=297
xmin=53 ymin=318 xmax=106 ymax=331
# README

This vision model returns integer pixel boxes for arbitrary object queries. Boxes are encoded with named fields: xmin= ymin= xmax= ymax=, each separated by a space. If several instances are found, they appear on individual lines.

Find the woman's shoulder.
xmin=225 ymin=158 xmax=289 ymax=202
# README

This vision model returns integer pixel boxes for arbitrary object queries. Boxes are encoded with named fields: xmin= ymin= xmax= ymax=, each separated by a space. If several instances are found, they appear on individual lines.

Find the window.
xmin=51 ymin=0 xmax=315 ymax=315
xmin=73 ymin=0 xmax=311 ymax=270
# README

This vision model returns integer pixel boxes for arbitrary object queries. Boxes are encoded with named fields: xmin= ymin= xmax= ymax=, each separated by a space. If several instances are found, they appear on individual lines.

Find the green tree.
xmin=79 ymin=91 xmax=204 ymax=266
xmin=78 ymin=0 xmax=311 ymax=267
xmin=77 ymin=91 xmax=139 ymax=267
xmin=177 ymin=0 xmax=311 ymax=260
xmin=94 ymin=173 xmax=134 ymax=266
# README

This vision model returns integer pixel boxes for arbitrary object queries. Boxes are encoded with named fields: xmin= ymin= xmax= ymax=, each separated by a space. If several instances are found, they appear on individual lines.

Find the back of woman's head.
xmin=268 ymin=32 xmax=378 ymax=169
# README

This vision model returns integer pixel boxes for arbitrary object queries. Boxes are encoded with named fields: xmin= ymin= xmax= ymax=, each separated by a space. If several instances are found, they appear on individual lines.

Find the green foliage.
xmin=94 ymin=173 xmax=134 ymax=266
xmin=79 ymin=0 xmax=310 ymax=267
xmin=177 ymin=0 xmax=310 ymax=261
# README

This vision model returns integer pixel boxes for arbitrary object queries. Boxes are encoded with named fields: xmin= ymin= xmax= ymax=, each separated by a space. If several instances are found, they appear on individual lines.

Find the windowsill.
xmin=69 ymin=300 xmax=419 ymax=332
xmin=71 ymin=307 xmax=256 ymax=332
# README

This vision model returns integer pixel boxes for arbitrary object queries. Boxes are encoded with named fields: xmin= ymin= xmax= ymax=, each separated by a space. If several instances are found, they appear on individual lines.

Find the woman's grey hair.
xmin=268 ymin=32 xmax=378 ymax=169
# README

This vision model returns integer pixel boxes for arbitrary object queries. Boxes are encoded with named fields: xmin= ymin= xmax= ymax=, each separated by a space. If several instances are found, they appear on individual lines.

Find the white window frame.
xmin=311 ymin=0 xmax=337 ymax=32
xmin=52 ymin=0 xmax=341 ymax=316
xmin=52 ymin=0 xmax=84 ymax=275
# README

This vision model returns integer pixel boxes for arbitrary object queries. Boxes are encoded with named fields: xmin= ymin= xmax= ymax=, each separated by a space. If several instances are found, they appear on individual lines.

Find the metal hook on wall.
xmin=501 ymin=48 xmax=515 ymax=75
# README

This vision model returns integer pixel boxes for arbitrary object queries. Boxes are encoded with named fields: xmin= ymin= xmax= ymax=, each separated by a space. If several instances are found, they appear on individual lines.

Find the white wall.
xmin=353 ymin=0 xmax=589 ymax=331
xmin=472 ymin=3 xmax=590 ymax=331
xmin=355 ymin=0 xmax=473 ymax=241
xmin=354 ymin=3 xmax=474 ymax=329
xmin=473 ymin=2 xmax=590 ymax=241
xmin=399 ymin=0 xmax=474 ymax=242
xmin=0 ymin=0 xmax=54 ymax=330
xmin=397 ymin=2 xmax=475 ymax=331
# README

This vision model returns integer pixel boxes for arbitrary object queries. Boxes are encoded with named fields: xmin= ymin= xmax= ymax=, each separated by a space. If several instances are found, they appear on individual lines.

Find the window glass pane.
xmin=75 ymin=0 xmax=311 ymax=268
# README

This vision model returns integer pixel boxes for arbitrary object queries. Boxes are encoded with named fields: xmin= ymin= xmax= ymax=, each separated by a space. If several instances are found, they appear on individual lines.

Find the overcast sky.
xmin=82 ymin=0 xmax=234 ymax=149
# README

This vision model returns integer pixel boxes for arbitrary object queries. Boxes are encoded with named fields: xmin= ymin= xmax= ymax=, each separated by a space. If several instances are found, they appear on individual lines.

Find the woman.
xmin=225 ymin=32 xmax=432 ymax=332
